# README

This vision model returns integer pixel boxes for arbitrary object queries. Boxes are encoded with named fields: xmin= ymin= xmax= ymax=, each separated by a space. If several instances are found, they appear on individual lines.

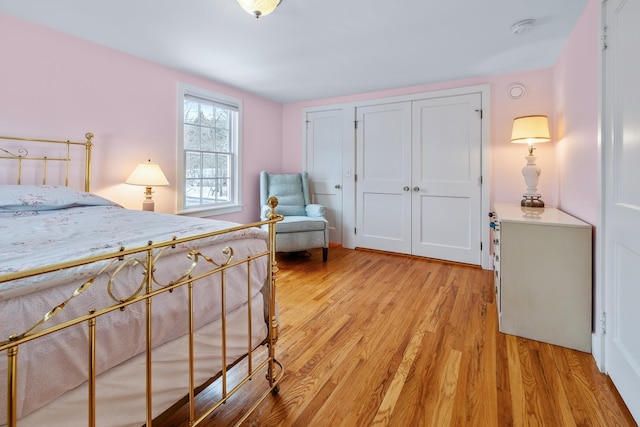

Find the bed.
xmin=0 ymin=133 xmax=283 ymax=426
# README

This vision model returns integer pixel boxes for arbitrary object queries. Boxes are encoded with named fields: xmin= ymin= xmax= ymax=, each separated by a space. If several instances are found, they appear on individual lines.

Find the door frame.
xmin=302 ymin=84 xmax=492 ymax=270
xmin=593 ymin=0 xmax=607 ymax=372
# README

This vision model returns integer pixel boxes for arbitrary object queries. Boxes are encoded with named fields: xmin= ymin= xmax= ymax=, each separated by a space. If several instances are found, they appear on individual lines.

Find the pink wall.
xmin=0 ymin=14 xmax=283 ymax=224
xmin=2 ymin=4 xmax=598 ymax=224
xmin=553 ymin=0 xmax=599 ymax=225
xmin=282 ymin=70 xmax=557 ymax=207
xmin=281 ymin=1 xmax=598 ymax=219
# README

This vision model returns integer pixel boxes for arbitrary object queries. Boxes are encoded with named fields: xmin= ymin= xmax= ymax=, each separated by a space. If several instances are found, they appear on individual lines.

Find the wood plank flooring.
xmin=170 ymin=246 xmax=637 ymax=426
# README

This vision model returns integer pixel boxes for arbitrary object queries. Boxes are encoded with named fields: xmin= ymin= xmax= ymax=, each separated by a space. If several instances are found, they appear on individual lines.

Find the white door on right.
xmin=411 ymin=94 xmax=482 ymax=264
xmin=604 ymin=0 xmax=640 ymax=421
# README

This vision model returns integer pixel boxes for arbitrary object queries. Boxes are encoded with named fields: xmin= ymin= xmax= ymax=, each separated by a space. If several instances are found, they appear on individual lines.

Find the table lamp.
xmin=510 ymin=115 xmax=550 ymax=207
xmin=125 ymin=160 xmax=169 ymax=211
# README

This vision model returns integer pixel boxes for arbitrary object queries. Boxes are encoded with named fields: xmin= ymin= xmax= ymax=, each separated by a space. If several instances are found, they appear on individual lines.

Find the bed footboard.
xmin=0 ymin=206 xmax=283 ymax=426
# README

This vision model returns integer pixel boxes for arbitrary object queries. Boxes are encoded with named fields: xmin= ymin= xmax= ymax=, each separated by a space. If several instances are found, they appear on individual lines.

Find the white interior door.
xmin=411 ymin=94 xmax=482 ymax=264
xmin=305 ymin=109 xmax=344 ymax=244
xmin=603 ymin=0 xmax=640 ymax=421
xmin=356 ymin=102 xmax=412 ymax=253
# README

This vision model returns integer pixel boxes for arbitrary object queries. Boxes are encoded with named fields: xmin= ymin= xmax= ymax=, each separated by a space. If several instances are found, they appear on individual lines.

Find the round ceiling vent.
xmin=511 ymin=19 xmax=536 ymax=35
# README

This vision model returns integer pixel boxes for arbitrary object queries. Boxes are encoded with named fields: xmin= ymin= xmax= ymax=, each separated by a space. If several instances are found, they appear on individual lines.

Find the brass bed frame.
xmin=0 ymin=132 xmax=94 ymax=191
xmin=0 ymin=133 xmax=283 ymax=426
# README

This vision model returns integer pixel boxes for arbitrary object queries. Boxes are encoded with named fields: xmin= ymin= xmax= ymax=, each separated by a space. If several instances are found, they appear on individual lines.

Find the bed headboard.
xmin=0 ymin=132 xmax=94 ymax=192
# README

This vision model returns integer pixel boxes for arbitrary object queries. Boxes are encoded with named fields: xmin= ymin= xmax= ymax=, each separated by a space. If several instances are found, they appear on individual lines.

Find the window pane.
xmin=215 ymin=108 xmax=229 ymax=129
xmin=184 ymin=100 xmax=200 ymax=124
xmin=215 ymin=129 xmax=230 ymax=152
xmin=218 ymin=178 xmax=230 ymax=201
xmin=201 ymin=104 xmax=214 ymax=127
xmin=202 ymin=153 xmax=216 ymax=177
xmin=216 ymin=155 xmax=229 ymax=177
xmin=184 ymin=125 xmax=200 ymax=150
xmin=185 ymin=178 xmax=202 ymax=207
xmin=185 ymin=152 xmax=202 ymax=178
xmin=201 ymin=127 xmax=215 ymax=151
xmin=202 ymin=178 xmax=216 ymax=202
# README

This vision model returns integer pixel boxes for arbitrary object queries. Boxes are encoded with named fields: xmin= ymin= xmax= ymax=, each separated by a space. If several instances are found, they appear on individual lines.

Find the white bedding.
xmin=0 ymin=186 xmax=271 ymax=424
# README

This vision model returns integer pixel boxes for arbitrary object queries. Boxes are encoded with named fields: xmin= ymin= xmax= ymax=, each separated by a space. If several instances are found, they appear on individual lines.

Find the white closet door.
xmin=305 ymin=109 xmax=344 ymax=244
xmin=604 ymin=0 xmax=640 ymax=422
xmin=356 ymin=102 xmax=412 ymax=254
xmin=411 ymin=94 xmax=482 ymax=264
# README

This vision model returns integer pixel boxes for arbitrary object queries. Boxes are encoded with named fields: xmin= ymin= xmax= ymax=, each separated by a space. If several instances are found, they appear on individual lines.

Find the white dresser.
xmin=491 ymin=203 xmax=592 ymax=352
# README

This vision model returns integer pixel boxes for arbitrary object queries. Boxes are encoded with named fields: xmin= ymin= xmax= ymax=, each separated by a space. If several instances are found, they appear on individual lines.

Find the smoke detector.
xmin=511 ymin=19 xmax=536 ymax=35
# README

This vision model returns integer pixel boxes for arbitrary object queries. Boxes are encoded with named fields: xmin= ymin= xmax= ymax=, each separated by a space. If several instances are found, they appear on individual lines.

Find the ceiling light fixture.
xmin=511 ymin=19 xmax=536 ymax=35
xmin=235 ymin=0 xmax=282 ymax=18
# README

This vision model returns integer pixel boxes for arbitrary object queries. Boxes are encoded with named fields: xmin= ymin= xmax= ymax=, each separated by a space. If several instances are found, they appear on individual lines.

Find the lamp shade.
xmin=235 ymin=0 xmax=282 ymax=18
xmin=125 ymin=161 xmax=169 ymax=187
xmin=511 ymin=115 xmax=550 ymax=144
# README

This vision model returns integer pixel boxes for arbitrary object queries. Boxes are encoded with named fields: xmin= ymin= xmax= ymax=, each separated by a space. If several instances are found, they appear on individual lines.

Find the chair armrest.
xmin=260 ymin=204 xmax=272 ymax=220
xmin=306 ymin=204 xmax=326 ymax=218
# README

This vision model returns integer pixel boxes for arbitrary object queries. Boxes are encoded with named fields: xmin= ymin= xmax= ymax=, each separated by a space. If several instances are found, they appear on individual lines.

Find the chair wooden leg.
xmin=323 ymin=247 xmax=328 ymax=262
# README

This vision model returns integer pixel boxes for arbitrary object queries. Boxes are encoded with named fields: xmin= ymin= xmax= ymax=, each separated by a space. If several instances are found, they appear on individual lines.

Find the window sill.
xmin=178 ymin=204 xmax=242 ymax=218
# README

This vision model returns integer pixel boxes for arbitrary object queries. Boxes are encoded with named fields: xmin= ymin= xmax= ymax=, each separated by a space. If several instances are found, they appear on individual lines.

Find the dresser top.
xmin=493 ymin=203 xmax=590 ymax=228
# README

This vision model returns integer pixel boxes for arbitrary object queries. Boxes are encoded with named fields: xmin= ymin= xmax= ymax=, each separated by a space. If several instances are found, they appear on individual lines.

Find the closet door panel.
xmin=356 ymin=102 xmax=412 ymax=254
xmin=411 ymin=94 xmax=482 ymax=264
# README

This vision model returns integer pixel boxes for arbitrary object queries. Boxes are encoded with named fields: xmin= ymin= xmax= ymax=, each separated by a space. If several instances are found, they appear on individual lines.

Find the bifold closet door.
xmin=355 ymin=94 xmax=482 ymax=264
xmin=355 ymin=102 xmax=412 ymax=254
xmin=411 ymin=94 xmax=482 ymax=264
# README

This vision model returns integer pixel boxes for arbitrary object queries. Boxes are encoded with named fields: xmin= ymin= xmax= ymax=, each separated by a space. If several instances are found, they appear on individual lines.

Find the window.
xmin=177 ymin=83 xmax=242 ymax=215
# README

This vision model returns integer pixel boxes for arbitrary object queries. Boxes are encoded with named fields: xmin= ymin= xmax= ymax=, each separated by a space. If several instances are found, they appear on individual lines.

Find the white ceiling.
xmin=1 ymin=0 xmax=588 ymax=104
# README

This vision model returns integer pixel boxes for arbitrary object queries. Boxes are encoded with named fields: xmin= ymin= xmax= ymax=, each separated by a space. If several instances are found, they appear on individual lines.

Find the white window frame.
xmin=177 ymin=82 xmax=242 ymax=216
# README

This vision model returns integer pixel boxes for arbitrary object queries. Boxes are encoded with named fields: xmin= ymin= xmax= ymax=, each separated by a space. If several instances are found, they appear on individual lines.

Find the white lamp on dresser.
xmin=510 ymin=115 xmax=550 ymax=207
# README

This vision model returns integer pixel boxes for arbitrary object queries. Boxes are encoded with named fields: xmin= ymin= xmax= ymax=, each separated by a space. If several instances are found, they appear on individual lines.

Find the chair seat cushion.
xmin=277 ymin=216 xmax=326 ymax=233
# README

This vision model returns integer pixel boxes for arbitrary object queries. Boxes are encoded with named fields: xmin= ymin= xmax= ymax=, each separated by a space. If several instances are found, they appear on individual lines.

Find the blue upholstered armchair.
xmin=260 ymin=171 xmax=329 ymax=262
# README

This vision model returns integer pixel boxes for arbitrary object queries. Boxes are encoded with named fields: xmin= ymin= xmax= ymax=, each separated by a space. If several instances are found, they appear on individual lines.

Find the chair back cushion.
xmin=263 ymin=173 xmax=307 ymax=216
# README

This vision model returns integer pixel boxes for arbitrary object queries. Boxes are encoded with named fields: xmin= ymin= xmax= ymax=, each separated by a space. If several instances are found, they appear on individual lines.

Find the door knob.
xmin=335 ymin=184 xmax=341 ymax=189
xmin=403 ymin=186 xmax=410 ymax=191
xmin=413 ymin=186 xmax=420 ymax=192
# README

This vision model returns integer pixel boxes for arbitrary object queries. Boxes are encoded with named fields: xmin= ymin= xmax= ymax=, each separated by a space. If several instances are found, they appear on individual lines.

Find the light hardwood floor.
xmin=173 ymin=246 xmax=637 ymax=426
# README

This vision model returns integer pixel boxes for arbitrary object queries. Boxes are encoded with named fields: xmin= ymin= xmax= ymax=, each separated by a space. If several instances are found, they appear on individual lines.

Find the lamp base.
xmin=142 ymin=200 xmax=155 ymax=211
xmin=521 ymin=195 xmax=544 ymax=208
xmin=142 ymin=186 xmax=155 ymax=211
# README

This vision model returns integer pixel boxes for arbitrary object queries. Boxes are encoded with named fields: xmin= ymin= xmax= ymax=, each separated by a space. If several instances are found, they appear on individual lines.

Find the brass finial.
xmin=266 ymin=196 xmax=281 ymax=220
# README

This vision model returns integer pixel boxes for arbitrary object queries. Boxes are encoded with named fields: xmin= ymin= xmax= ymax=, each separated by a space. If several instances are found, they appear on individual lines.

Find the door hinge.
xmin=601 ymin=26 xmax=608 ymax=50
xmin=354 ymin=120 xmax=358 ymax=129
xmin=480 ymin=176 xmax=483 ymax=185
xmin=354 ymin=227 xmax=357 ymax=235
xmin=600 ymin=312 xmax=607 ymax=335
xmin=354 ymin=174 xmax=357 ymax=182
xmin=480 ymin=241 xmax=483 ymax=251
